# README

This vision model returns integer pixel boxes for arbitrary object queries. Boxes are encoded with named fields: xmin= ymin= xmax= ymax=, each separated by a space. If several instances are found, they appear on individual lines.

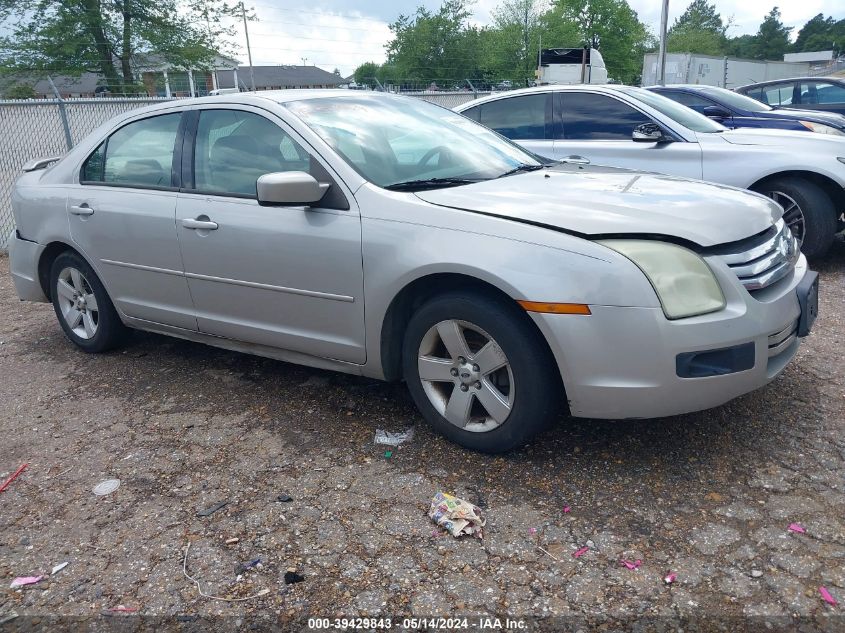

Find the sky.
xmin=231 ymin=0 xmax=844 ymax=76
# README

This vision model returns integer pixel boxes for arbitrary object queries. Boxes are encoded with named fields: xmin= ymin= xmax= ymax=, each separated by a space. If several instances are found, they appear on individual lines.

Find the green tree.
xmin=752 ymin=7 xmax=792 ymax=60
xmin=666 ymin=0 xmax=726 ymax=55
xmin=541 ymin=0 xmax=652 ymax=84
xmin=353 ymin=61 xmax=381 ymax=84
xmin=725 ymin=33 xmax=757 ymax=58
xmin=489 ymin=0 xmax=549 ymax=81
xmin=792 ymin=14 xmax=844 ymax=55
xmin=0 ymin=0 xmax=240 ymax=92
xmin=3 ymin=83 xmax=36 ymax=99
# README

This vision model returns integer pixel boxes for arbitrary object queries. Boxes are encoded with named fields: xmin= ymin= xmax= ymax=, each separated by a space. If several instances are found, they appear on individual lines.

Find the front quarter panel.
xmin=355 ymin=184 xmax=660 ymax=379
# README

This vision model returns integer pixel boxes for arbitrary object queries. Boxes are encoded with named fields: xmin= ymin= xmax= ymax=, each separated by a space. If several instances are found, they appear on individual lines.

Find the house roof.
xmin=216 ymin=65 xmax=348 ymax=89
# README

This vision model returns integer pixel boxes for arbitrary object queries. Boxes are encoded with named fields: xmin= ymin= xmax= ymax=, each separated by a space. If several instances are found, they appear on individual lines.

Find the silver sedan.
xmin=9 ymin=91 xmax=817 ymax=452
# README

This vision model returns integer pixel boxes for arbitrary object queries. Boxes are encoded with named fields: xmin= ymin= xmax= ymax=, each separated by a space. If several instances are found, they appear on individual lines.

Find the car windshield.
xmin=616 ymin=87 xmax=727 ymax=133
xmin=698 ymin=86 xmax=772 ymax=112
xmin=284 ymin=95 xmax=542 ymax=188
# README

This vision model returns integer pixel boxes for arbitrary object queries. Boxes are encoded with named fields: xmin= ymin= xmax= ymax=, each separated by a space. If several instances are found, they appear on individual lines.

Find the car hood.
xmin=713 ymin=126 xmax=845 ymax=146
xmin=414 ymin=164 xmax=780 ymax=247
xmin=761 ymin=108 xmax=845 ymax=127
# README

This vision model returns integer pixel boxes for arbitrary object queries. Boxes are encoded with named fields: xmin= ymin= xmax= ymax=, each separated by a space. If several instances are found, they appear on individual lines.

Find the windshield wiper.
xmin=384 ymin=177 xmax=481 ymax=191
xmin=497 ymin=164 xmax=544 ymax=178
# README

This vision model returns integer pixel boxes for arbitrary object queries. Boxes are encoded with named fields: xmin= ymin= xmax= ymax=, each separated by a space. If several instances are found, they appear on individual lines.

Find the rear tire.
xmin=50 ymin=251 xmax=127 ymax=353
xmin=752 ymin=177 xmax=837 ymax=259
xmin=402 ymin=290 xmax=560 ymax=453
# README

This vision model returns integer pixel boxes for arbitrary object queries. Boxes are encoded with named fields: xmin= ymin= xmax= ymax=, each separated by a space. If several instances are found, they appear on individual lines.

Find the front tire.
xmin=402 ymin=291 xmax=560 ymax=453
xmin=752 ymin=177 xmax=837 ymax=259
xmin=50 ymin=251 xmax=127 ymax=353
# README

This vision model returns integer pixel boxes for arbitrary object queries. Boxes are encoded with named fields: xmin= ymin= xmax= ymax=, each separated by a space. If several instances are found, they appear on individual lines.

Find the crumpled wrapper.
xmin=429 ymin=492 xmax=485 ymax=538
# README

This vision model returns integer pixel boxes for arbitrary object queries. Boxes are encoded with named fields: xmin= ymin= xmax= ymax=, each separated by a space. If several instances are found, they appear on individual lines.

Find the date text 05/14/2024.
xmin=307 ymin=617 xmax=528 ymax=630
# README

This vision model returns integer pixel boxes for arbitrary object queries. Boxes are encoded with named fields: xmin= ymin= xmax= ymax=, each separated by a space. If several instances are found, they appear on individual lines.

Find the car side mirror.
xmin=702 ymin=105 xmax=731 ymax=120
xmin=632 ymin=123 xmax=671 ymax=143
xmin=256 ymin=171 xmax=329 ymax=206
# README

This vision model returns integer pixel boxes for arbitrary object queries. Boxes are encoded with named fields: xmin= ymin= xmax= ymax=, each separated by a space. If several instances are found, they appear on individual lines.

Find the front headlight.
xmin=799 ymin=121 xmax=845 ymax=136
xmin=599 ymin=240 xmax=726 ymax=319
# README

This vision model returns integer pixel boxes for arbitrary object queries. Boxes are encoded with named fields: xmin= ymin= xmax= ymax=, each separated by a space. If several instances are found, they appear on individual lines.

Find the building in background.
xmin=215 ymin=65 xmax=350 ymax=91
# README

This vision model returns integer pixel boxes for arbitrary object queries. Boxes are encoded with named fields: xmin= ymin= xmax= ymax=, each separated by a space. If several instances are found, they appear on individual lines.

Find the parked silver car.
xmin=455 ymin=85 xmax=845 ymax=258
xmin=8 ymin=91 xmax=818 ymax=452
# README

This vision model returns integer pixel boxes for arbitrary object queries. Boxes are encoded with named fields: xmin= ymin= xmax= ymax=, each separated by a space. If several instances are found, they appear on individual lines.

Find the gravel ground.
xmin=1 ymin=245 xmax=844 ymax=631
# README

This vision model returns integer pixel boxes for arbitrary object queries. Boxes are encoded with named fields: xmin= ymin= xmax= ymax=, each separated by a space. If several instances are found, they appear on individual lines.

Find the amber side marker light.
xmin=517 ymin=301 xmax=591 ymax=315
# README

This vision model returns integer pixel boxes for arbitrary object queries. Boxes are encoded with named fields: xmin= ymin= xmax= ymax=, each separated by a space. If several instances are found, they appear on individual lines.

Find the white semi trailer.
xmin=536 ymin=48 xmax=608 ymax=85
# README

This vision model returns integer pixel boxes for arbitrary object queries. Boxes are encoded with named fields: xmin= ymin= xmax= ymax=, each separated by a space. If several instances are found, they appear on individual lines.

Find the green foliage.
xmin=725 ymin=34 xmax=757 ymax=58
xmin=792 ymin=14 xmax=844 ymax=55
xmin=752 ymin=7 xmax=792 ymax=60
xmin=3 ymin=83 xmax=36 ymax=99
xmin=353 ymin=61 xmax=381 ymax=85
xmin=665 ymin=0 xmax=726 ymax=55
xmin=0 ymin=0 xmax=241 ymax=91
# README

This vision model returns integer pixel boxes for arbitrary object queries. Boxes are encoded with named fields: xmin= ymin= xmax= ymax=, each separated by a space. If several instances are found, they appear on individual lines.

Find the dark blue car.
xmin=648 ymin=84 xmax=845 ymax=136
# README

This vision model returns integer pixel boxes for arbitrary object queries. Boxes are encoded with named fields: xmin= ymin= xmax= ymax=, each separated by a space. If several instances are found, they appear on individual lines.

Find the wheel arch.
xmin=378 ymin=272 xmax=558 ymax=386
xmin=749 ymin=170 xmax=844 ymax=216
xmin=37 ymin=241 xmax=89 ymax=300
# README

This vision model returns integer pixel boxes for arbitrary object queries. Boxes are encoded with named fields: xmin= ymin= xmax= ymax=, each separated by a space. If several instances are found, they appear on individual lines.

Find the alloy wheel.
xmin=417 ymin=319 xmax=514 ymax=432
xmin=767 ymin=191 xmax=805 ymax=246
xmin=56 ymin=267 xmax=99 ymax=339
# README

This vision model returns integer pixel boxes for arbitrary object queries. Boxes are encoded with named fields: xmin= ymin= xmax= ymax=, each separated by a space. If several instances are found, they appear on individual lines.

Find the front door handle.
xmin=70 ymin=204 xmax=94 ymax=216
xmin=181 ymin=218 xmax=219 ymax=230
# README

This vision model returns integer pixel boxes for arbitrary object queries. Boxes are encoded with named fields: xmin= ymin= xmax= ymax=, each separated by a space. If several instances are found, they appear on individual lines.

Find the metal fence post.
xmin=47 ymin=76 xmax=73 ymax=151
xmin=466 ymin=79 xmax=477 ymax=100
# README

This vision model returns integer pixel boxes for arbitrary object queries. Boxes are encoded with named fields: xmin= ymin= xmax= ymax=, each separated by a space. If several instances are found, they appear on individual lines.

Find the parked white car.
xmin=9 ymin=91 xmax=817 ymax=452
xmin=455 ymin=85 xmax=845 ymax=258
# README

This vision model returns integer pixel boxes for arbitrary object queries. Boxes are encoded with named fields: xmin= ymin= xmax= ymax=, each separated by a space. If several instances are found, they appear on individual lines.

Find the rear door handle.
xmin=70 ymin=204 xmax=94 ymax=216
xmin=181 ymin=218 xmax=219 ymax=230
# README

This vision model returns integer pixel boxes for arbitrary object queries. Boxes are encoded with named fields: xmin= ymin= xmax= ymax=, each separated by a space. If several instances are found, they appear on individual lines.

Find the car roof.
xmin=736 ymin=77 xmax=845 ymax=90
xmin=453 ymin=84 xmax=631 ymax=109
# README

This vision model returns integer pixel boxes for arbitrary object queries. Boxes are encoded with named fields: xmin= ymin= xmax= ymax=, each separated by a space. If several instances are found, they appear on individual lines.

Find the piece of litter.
xmin=820 ymin=587 xmax=838 ymax=606
xmin=572 ymin=546 xmax=589 ymax=558
xmin=563 ymin=505 xmax=571 ymax=513
xmin=374 ymin=428 xmax=414 ymax=446
xmin=276 ymin=494 xmax=293 ymax=503
xmin=51 ymin=562 xmax=69 ymax=575
xmin=537 ymin=546 xmax=562 ymax=562
xmin=428 ymin=492 xmax=485 ymax=539
xmin=225 ymin=538 xmax=239 ymax=545
xmin=0 ymin=463 xmax=29 ymax=493
xmin=620 ymin=559 xmax=641 ymax=570
xmin=284 ymin=571 xmax=305 ymax=584
xmin=664 ymin=572 xmax=677 ymax=584
xmin=788 ymin=523 xmax=806 ymax=534
xmin=108 ymin=606 xmax=138 ymax=613
xmin=528 ymin=527 xmax=537 ymax=535
xmin=10 ymin=576 xmax=44 ymax=589
xmin=235 ymin=558 xmax=261 ymax=574
xmin=182 ymin=542 xmax=269 ymax=602
xmin=384 ymin=450 xmax=392 ymax=458
xmin=92 ymin=479 xmax=120 ymax=496
xmin=197 ymin=501 xmax=228 ymax=517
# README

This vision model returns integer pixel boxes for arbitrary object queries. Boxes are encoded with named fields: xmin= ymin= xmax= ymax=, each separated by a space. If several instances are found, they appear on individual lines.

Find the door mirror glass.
xmin=632 ymin=123 xmax=670 ymax=143
xmin=702 ymin=105 xmax=730 ymax=120
xmin=256 ymin=171 xmax=328 ymax=206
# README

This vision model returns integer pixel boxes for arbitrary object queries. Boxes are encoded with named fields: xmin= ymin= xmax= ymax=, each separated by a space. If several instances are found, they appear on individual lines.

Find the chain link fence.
xmin=0 ymin=90 xmax=490 ymax=251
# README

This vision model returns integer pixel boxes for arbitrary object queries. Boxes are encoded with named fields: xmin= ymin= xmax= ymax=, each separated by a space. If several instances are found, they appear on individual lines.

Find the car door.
xmin=175 ymin=106 xmax=366 ymax=364
xmin=460 ymin=93 xmax=554 ymax=159
xmin=68 ymin=111 xmax=197 ymax=330
xmin=552 ymin=92 xmax=703 ymax=179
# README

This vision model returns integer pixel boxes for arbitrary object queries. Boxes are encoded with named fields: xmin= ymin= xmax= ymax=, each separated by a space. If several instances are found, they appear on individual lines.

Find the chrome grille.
xmin=709 ymin=220 xmax=800 ymax=293
xmin=768 ymin=319 xmax=798 ymax=357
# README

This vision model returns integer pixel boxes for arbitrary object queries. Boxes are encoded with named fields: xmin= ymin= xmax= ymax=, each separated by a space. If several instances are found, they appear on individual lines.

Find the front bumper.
xmin=8 ymin=230 xmax=49 ymax=303
xmin=533 ymin=253 xmax=812 ymax=419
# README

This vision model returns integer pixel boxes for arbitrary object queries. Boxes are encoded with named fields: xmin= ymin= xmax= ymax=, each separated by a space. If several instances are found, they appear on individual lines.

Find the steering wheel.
xmin=418 ymin=145 xmax=451 ymax=166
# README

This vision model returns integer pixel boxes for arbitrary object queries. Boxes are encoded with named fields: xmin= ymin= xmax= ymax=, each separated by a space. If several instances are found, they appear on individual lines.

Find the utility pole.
xmin=241 ymin=2 xmax=256 ymax=91
xmin=657 ymin=0 xmax=669 ymax=85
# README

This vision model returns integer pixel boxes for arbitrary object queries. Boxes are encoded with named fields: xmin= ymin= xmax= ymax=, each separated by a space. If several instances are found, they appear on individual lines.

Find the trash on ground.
xmin=0 ymin=463 xmax=29 ymax=493
xmin=664 ymin=572 xmax=677 ymax=584
xmin=225 ymin=538 xmax=239 ymax=545
xmin=197 ymin=501 xmax=228 ymax=517
xmin=10 ymin=576 xmax=44 ymax=589
xmin=235 ymin=558 xmax=261 ymax=574
xmin=182 ymin=542 xmax=269 ymax=602
xmin=572 ymin=546 xmax=589 ymax=558
xmin=428 ymin=492 xmax=485 ymax=539
xmin=528 ymin=527 xmax=537 ymax=535
xmin=788 ymin=523 xmax=806 ymax=534
xmin=820 ymin=587 xmax=838 ymax=606
xmin=92 ymin=479 xmax=121 ymax=496
xmin=537 ymin=546 xmax=562 ymax=562
xmin=563 ymin=505 xmax=571 ymax=513
xmin=51 ymin=562 xmax=68 ymax=575
xmin=276 ymin=494 xmax=293 ymax=503
xmin=384 ymin=450 xmax=393 ymax=459
xmin=374 ymin=428 xmax=414 ymax=446
xmin=284 ymin=570 xmax=305 ymax=584
xmin=620 ymin=559 xmax=642 ymax=570
xmin=108 ymin=606 xmax=138 ymax=613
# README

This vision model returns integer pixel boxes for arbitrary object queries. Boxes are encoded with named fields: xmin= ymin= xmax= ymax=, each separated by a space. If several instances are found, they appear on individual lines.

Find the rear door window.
xmin=760 ymin=83 xmax=793 ymax=106
xmin=477 ymin=94 xmax=550 ymax=140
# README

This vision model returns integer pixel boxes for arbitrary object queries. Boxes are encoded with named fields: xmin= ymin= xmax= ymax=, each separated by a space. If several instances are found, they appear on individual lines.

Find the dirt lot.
xmin=1 ymin=246 xmax=844 ymax=631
